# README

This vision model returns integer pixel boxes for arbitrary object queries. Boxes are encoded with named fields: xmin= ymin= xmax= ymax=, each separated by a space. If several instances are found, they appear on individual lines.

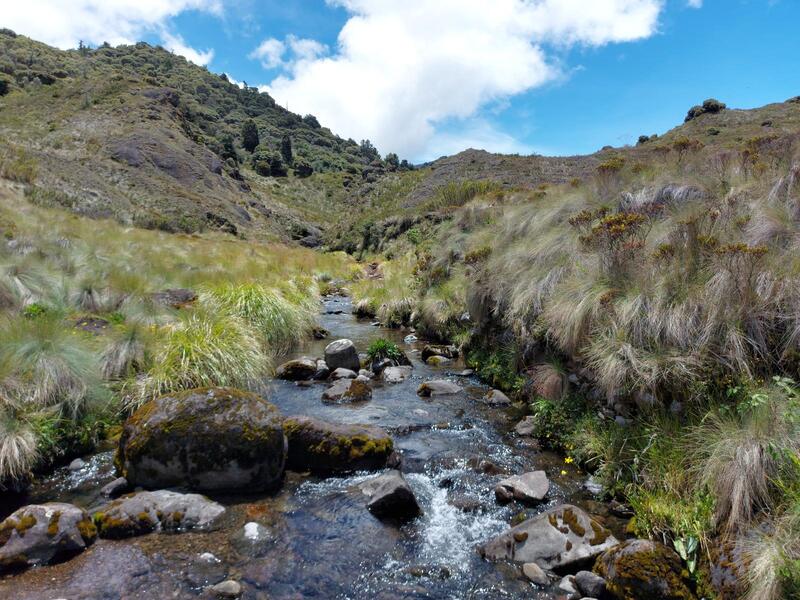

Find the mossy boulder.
xmin=595 ymin=539 xmax=697 ymax=600
xmin=0 ymin=503 xmax=96 ymax=573
xmin=421 ymin=345 xmax=459 ymax=362
xmin=322 ymin=378 xmax=372 ymax=403
xmin=116 ymin=387 xmax=287 ymax=492
xmin=479 ymin=504 xmax=618 ymax=571
xmin=93 ymin=490 xmax=225 ymax=540
xmin=324 ymin=339 xmax=360 ymax=372
xmin=283 ymin=416 xmax=395 ymax=474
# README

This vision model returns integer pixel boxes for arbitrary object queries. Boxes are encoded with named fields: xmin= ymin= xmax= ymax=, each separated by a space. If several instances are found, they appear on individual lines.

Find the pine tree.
xmin=280 ymin=135 xmax=293 ymax=166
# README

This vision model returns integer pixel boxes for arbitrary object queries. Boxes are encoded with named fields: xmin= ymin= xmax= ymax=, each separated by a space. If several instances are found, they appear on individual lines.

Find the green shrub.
xmin=366 ymin=338 xmax=403 ymax=362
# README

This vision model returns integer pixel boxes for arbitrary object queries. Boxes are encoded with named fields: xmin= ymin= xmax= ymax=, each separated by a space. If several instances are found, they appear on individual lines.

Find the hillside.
xmin=0 ymin=29 xmax=394 ymax=242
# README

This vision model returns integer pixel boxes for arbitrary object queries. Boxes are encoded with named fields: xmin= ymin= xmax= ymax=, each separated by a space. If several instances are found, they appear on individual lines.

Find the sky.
xmin=4 ymin=1 xmax=800 ymax=162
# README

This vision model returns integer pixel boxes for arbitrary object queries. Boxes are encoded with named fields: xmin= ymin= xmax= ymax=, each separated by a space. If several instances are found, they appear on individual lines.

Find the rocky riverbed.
xmin=0 ymin=296 xmax=647 ymax=599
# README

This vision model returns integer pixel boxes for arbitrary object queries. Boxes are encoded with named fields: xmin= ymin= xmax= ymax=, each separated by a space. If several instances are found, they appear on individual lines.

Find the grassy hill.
xmin=0 ymin=29 xmax=399 ymax=242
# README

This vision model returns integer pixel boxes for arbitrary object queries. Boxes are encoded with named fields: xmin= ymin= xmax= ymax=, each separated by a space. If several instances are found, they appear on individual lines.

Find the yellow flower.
xmin=560 ymin=470 xmax=567 ymax=476
xmin=565 ymin=457 xmax=574 ymax=464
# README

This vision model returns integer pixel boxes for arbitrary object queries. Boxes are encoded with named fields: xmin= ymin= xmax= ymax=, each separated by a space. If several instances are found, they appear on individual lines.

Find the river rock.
xmin=483 ymin=389 xmax=511 ymax=406
xmin=515 ymin=416 xmax=536 ymax=436
xmin=0 ymin=503 xmax=96 ymax=572
xmin=283 ymin=416 xmax=395 ymax=473
xmin=94 ymin=490 xmax=225 ymax=539
xmin=68 ymin=458 xmax=86 ymax=471
xmin=495 ymin=471 xmax=549 ymax=504
xmin=421 ymin=345 xmax=459 ymax=361
xmin=479 ymin=504 xmax=618 ymax=570
xmin=324 ymin=339 xmax=360 ymax=372
xmin=559 ymin=575 xmax=578 ymax=596
xmin=358 ymin=369 xmax=374 ymax=379
xmin=417 ymin=380 xmax=461 ymax=397
xmin=595 ymin=539 xmax=696 ymax=600
xmin=359 ymin=470 xmax=422 ymax=522
xmin=116 ymin=387 xmax=287 ymax=492
xmin=101 ymin=477 xmax=130 ymax=499
xmin=210 ymin=579 xmax=243 ymax=598
xmin=321 ymin=378 xmax=372 ymax=403
xmin=330 ymin=367 xmax=358 ymax=380
xmin=522 ymin=562 xmax=549 ymax=585
xmin=313 ymin=359 xmax=330 ymax=380
xmin=425 ymin=355 xmax=452 ymax=366
xmin=575 ymin=570 xmax=606 ymax=598
xmin=275 ymin=357 xmax=317 ymax=381
xmin=382 ymin=366 xmax=413 ymax=383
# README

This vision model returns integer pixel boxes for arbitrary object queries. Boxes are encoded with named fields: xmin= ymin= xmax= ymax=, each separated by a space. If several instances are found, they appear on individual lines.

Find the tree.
xmin=384 ymin=152 xmax=399 ymax=171
xmin=302 ymin=114 xmax=321 ymax=129
xmin=0 ymin=79 xmax=8 ymax=97
xmin=294 ymin=158 xmax=313 ymax=178
xmin=220 ymin=135 xmax=238 ymax=163
xmin=280 ymin=135 xmax=293 ymax=166
xmin=241 ymin=119 xmax=259 ymax=153
xmin=359 ymin=139 xmax=379 ymax=162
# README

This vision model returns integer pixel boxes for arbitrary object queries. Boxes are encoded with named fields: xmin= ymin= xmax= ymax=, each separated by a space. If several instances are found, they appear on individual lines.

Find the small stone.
xmin=322 ymin=378 xmax=372 ymax=403
xmin=100 ymin=477 xmax=130 ymax=499
xmin=210 ymin=579 xmax=242 ymax=598
xmin=495 ymin=471 xmax=549 ymax=504
xmin=575 ymin=570 xmax=606 ymax=598
xmin=68 ymin=458 xmax=85 ymax=471
xmin=425 ymin=355 xmax=452 ymax=366
xmin=417 ymin=380 xmax=461 ymax=396
xmin=458 ymin=369 xmax=475 ymax=377
xmin=381 ymin=366 xmax=413 ymax=383
xmin=313 ymin=359 xmax=330 ymax=380
xmin=358 ymin=369 xmax=374 ymax=379
xmin=522 ymin=562 xmax=549 ymax=585
xmin=583 ymin=477 xmax=604 ymax=496
xmin=360 ymin=470 xmax=422 ymax=522
xmin=483 ymin=389 xmax=511 ymax=406
xmin=559 ymin=575 xmax=577 ymax=596
xmin=330 ymin=367 xmax=357 ymax=380
xmin=403 ymin=334 xmax=418 ymax=343
xmin=514 ymin=416 xmax=536 ymax=436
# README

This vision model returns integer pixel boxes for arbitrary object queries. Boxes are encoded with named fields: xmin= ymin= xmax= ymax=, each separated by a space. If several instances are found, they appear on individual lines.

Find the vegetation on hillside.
xmin=352 ymin=99 xmax=800 ymax=598
xmin=0 ymin=184 xmax=354 ymax=487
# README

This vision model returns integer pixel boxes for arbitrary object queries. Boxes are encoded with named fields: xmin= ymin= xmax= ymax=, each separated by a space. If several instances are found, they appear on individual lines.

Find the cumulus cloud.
xmin=261 ymin=0 xmax=665 ymax=159
xmin=3 ymin=0 xmax=221 ymax=64
xmin=250 ymin=35 xmax=328 ymax=71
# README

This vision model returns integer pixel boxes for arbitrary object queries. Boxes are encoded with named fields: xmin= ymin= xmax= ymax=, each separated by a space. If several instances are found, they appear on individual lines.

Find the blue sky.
xmin=7 ymin=1 xmax=800 ymax=162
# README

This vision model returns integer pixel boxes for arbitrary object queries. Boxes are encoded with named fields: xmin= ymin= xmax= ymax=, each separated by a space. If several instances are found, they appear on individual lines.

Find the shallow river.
xmin=0 ymin=296 xmax=623 ymax=599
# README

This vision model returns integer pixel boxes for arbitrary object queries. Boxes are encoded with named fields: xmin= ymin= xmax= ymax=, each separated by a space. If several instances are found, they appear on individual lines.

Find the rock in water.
xmin=483 ymin=389 xmax=511 ymax=406
xmin=495 ymin=471 xmax=549 ymax=504
xmin=421 ymin=345 xmax=459 ymax=361
xmin=94 ymin=490 xmax=225 ymax=539
xmin=359 ymin=470 xmax=422 ymax=522
xmin=116 ymin=387 xmax=287 ymax=492
xmin=275 ymin=357 xmax=317 ymax=381
xmin=283 ymin=416 xmax=394 ymax=474
xmin=479 ymin=504 xmax=618 ymax=571
xmin=514 ymin=416 xmax=536 ymax=436
xmin=425 ymin=355 xmax=452 ymax=366
xmin=324 ymin=339 xmax=360 ymax=372
xmin=101 ymin=477 xmax=130 ymax=499
xmin=0 ymin=503 xmax=96 ymax=572
xmin=330 ymin=367 xmax=358 ymax=380
xmin=381 ymin=366 xmax=413 ymax=383
xmin=210 ymin=580 xmax=243 ymax=598
xmin=522 ymin=562 xmax=549 ymax=585
xmin=575 ymin=570 xmax=607 ymax=598
xmin=313 ymin=359 xmax=330 ymax=380
xmin=417 ymin=380 xmax=461 ymax=396
xmin=321 ymin=378 xmax=372 ymax=403
xmin=595 ymin=539 xmax=697 ymax=600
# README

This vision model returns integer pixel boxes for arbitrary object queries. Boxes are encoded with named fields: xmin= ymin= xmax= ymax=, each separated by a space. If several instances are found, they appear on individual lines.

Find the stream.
xmin=0 ymin=296 xmax=626 ymax=599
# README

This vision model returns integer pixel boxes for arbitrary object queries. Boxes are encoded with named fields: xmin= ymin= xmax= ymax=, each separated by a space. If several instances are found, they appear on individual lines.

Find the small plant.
xmin=22 ymin=302 xmax=47 ymax=319
xmin=367 ymin=338 xmax=403 ymax=362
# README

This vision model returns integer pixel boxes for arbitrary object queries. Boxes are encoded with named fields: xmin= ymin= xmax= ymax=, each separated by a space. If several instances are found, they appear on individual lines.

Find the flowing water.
xmin=0 ymin=296 xmax=625 ymax=599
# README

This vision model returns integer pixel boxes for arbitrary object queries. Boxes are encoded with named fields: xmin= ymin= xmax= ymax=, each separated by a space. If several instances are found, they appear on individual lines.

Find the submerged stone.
xmin=283 ymin=416 xmax=395 ymax=474
xmin=417 ymin=380 xmax=461 ymax=396
xmin=116 ymin=387 xmax=287 ymax=492
xmin=0 ymin=502 xmax=96 ymax=572
xmin=382 ymin=366 xmax=413 ymax=383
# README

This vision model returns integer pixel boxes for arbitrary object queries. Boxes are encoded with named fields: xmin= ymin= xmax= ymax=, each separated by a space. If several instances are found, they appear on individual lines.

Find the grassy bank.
xmin=351 ymin=116 xmax=800 ymax=597
xmin=0 ymin=184 xmax=354 ymax=486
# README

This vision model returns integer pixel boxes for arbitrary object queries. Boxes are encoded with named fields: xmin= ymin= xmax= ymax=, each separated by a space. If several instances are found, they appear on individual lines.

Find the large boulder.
xmin=116 ymin=387 xmax=287 ymax=492
xmin=417 ymin=380 xmax=461 ymax=397
xmin=595 ymin=539 xmax=696 ymax=600
xmin=494 ymin=471 xmax=549 ymax=504
xmin=0 ymin=503 xmax=96 ymax=572
xmin=482 ymin=389 xmax=511 ymax=406
xmin=283 ymin=416 xmax=394 ymax=474
xmin=321 ymin=378 xmax=372 ymax=403
xmin=275 ymin=357 xmax=317 ymax=381
xmin=324 ymin=339 xmax=360 ymax=372
xmin=421 ymin=345 xmax=459 ymax=362
xmin=479 ymin=504 xmax=618 ymax=571
xmin=94 ymin=490 xmax=225 ymax=539
xmin=359 ymin=470 xmax=422 ymax=522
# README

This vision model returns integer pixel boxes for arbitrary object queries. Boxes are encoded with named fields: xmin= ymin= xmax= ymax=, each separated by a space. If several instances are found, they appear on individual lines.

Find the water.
xmin=0 ymin=296 xmax=620 ymax=599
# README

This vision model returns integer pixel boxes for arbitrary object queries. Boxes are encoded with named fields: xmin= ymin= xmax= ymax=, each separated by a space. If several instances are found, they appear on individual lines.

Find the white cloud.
xmin=263 ymin=0 xmax=665 ymax=159
xmin=160 ymin=30 xmax=214 ymax=65
xmin=249 ymin=38 xmax=286 ymax=69
xmin=687 ymin=0 xmax=703 ymax=7
xmin=3 ymin=0 xmax=221 ymax=63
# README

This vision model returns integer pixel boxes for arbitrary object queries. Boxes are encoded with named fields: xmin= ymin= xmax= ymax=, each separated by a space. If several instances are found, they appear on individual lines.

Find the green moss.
xmin=13 ymin=514 xmax=37 ymax=537
xmin=46 ymin=511 xmax=62 ymax=537
xmin=76 ymin=517 xmax=97 ymax=543
xmin=562 ymin=508 xmax=586 ymax=537
xmin=596 ymin=542 xmax=696 ymax=600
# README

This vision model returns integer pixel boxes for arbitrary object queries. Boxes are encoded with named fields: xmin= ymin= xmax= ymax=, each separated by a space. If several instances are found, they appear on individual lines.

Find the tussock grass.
xmin=0 ymin=187 xmax=355 ymax=482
